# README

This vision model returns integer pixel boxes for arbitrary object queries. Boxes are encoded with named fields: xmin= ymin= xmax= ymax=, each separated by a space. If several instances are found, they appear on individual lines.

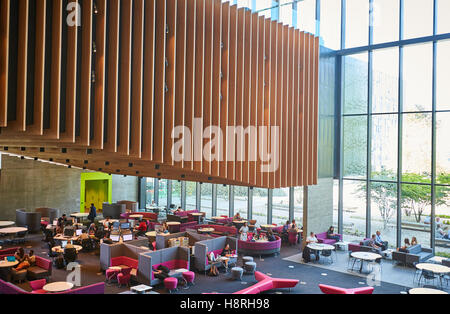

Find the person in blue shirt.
xmin=375 ymin=231 xmax=388 ymax=251
xmin=88 ymin=203 xmax=97 ymax=224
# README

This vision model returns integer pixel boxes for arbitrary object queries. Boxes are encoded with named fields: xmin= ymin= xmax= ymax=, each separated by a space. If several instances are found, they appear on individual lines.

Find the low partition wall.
xmin=100 ymin=238 xmax=150 ymax=271
xmin=194 ymin=236 xmax=238 ymax=273
xmin=102 ymin=203 xmax=126 ymax=219
xmin=155 ymin=231 xmax=211 ymax=250
xmin=137 ymin=246 xmax=190 ymax=286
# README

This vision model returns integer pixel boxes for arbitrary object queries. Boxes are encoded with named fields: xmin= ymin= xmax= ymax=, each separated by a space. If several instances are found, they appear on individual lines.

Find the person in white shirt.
xmin=239 ymin=222 xmax=249 ymax=241
xmin=306 ymin=232 xmax=318 ymax=244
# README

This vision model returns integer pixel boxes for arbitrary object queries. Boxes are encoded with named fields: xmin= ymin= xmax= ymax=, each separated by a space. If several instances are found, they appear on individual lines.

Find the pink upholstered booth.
xmin=238 ymin=236 xmax=281 ymax=256
xmin=0 ymin=279 xmax=105 ymax=294
xmin=319 ymin=284 xmax=374 ymax=294
xmin=191 ymin=224 xmax=237 ymax=237
xmin=316 ymin=231 xmax=343 ymax=245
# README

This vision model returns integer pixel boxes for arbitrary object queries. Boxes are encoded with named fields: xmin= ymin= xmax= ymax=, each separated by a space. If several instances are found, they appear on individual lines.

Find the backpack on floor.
xmin=55 ymin=255 xmax=65 ymax=269
xmin=302 ymin=247 xmax=311 ymax=263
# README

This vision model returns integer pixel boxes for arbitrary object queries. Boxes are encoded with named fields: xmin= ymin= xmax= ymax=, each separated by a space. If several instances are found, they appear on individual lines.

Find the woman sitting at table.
xmin=161 ymin=222 xmax=169 ymax=233
xmin=207 ymin=249 xmax=219 ymax=276
xmin=220 ymin=244 xmax=233 ymax=269
xmin=14 ymin=248 xmax=30 ymax=271
xmin=411 ymin=236 xmax=418 ymax=246
xmin=26 ymin=250 xmax=36 ymax=266
xmin=135 ymin=219 xmax=148 ymax=236
xmin=239 ymin=222 xmax=249 ymax=241
xmin=267 ymin=231 xmax=277 ymax=242
xmin=152 ymin=265 xmax=170 ymax=280
xmin=397 ymin=238 xmax=411 ymax=252
xmin=233 ymin=213 xmax=241 ymax=221
xmin=326 ymin=226 xmax=340 ymax=242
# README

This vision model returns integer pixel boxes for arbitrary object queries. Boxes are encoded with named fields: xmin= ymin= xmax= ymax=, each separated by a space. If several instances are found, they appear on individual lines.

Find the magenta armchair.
xmin=117 ymin=267 xmax=132 ymax=287
xmin=29 ymin=279 xmax=47 ymax=294
xmin=319 ymin=284 xmax=374 ymax=295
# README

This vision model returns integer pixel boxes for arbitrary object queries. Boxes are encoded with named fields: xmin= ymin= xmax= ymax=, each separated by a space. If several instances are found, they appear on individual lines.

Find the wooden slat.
xmin=141 ymin=0 xmax=156 ymax=160
xmin=210 ymin=0 xmax=222 ymax=177
xmin=129 ymin=0 xmax=144 ymax=157
xmin=298 ymin=32 xmax=305 ymax=187
xmin=202 ymin=0 xmax=214 ymax=176
xmin=153 ymin=0 xmax=167 ymax=163
xmin=242 ymin=9 xmax=251 ymax=185
xmin=29 ymin=0 xmax=46 ymax=136
xmin=79 ymin=0 xmax=93 ymax=145
xmin=226 ymin=3 xmax=237 ymax=181
xmin=287 ymin=27 xmax=294 ymax=187
xmin=219 ymin=1 xmax=229 ymax=179
xmin=13 ymin=0 xmax=29 ymax=131
xmin=174 ymin=0 xmax=186 ymax=169
xmin=275 ymin=23 xmax=283 ymax=188
xmin=0 ymin=0 xmax=10 ymax=127
xmin=234 ymin=7 xmax=245 ymax=183
xmin=248 ymin=13 xmax=258 ymax=187
xmin=269 ymin=20 xmax=277 ymax=189
xmin=256 ymin=15 xmax=265 ymax=187
xmin=183 ymin=0 xmax=196 ymax=170
xmin=262 ymin=18 xmax=271 ymax=188
xmin=193 ymin=0 xmax=204 ymax=173
xmin=117 ymin=0 xmax=132 ymax=155
xmin=91 ymin=0 xmax=107 ymax=149
xmin=302 ymin=34 xmax=311 ymax=186
xmin=292 ymin=29 xmax=300 ymax=187
xmin=312 ymin=36 xmax=319 ymax=185
xmin=104 ymin=0 xmax=120 ymax=153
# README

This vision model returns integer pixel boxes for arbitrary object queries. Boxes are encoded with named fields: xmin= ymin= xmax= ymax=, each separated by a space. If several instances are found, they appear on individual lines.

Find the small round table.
xmin=0 ymin=221 xmax=15 ymax=228
xmin=52 ymin=245 xmax=83 ymax=253
xmin=0 ymin=227 xmax=28 ymax=234
xmin=191 ymin=213 xmax=204 ymax=224
xmin=409 ymin=288 xmax=448 ymax=295
xmin=261 ymin=224 xmax=275 ymax=231
xmin=233 ymin=220 xmax=247 ymax=229
xmin=43 ymin=282 xmax=74 ymax=293
xmin=350 ymin=252 xmax=382 ymax=273
xmin=0 ymin=260 xmax=19 ymax=281
xmin=416 ymin=263 xmax=450 ymax=288
xmin=198 ymin=228 xmax=215 ymax=235
xmin=166 ymin=221 xmax=181 ymax=233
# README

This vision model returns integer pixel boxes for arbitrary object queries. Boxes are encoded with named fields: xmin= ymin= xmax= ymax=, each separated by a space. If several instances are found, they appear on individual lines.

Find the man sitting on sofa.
xmin=368 ymin=234 xmax=382 ymax=254
xmin=375 ymin=231 xmax=388 ymax=251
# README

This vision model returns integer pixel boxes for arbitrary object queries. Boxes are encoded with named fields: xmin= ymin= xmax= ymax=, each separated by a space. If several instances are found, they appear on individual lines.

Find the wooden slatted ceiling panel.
xmin=141 ymin=0 xmax=155 ymax=160
xmin=104 ymin=0 xmax=120 ymax=152
xmin=153 ymin=0 xmax=166 ymax=163
xmin=0 ymin=1 xmax=320 ymax=189
xmin=226 ymin=4 xmax=237 ymax=181
xmin=129 ymin=0 xmax=144 ymax=157
xmin=174 ymin=0 xmax=186 ymax=169
xmin=219 ymin=1 xmax=229 ymax=179
xmin=0 ymin=0 xmax=9 ymax=127
xmin=164 ymin=0 xmax=177 ymax=166
xmin=202 ymin=0 xmax=213 ymax=176
xmin=183 ymin=0 xmax=196 ymax=171
xmin=193 ymin=0 xmax=204 ymax=173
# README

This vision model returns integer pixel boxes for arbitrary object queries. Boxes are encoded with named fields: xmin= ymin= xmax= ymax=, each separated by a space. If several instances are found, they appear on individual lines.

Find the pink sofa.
xmin=348 ymin=238 xmax=371 ymax=252
xmin=238 ymin=236 xmax=281 ymax=256
xmin=0 ymin=279 xmax=105 ymax=294
xmin=319 ymin=284 xmax=374 ymax=294
xmin=316 ymin=231 xmax=342 ymax=245
xmin=192 ymin=224 xmax=237 ymax=237
xmin=0 ymin=247 xmax=20 ymax=260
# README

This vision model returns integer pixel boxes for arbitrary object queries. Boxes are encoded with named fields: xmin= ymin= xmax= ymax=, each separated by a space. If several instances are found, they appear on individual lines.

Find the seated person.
xmin=26 ymin=250 xmax=36 ymax=266
xmin=305 ymin=232 xmax=319 ymax=261
xmin=102 ymin=217 xmax=112 ymax=229
xmin=437 ymin=227 xmax=450 ymax=239
xmin=411 ymin=236 xmax=418 ymax=246
xmin=161 ymin=222 xmax=169 ymax=234
xmin=290 ymin=220 xmax=298 ymax=230
xmin=397 ymin=238 xmax=411 ymax=252
xmin=64 ymin=243 xmax=77 ymax=263
xmin=135 ymin=219 xmax=148 ymax=236
xmin=88 ymin=223 xmax=98 ymax=236
xmin=375 ymin=231 xmax=388 ymax=250
xmin=220 ymin=244 xmax=234 ymax=269
xmin=233 ymin=213 xmax=241 ymax=221
xmin=326 ymin=226 xmax=340 ymax=242
xmin=14 ymin=248 xmax=30 ymax=271
xmin=175 ymin=206 xmax=184 ymax=213
xmin=56 ymin=214 xmax=67 ymax=233
xmin=207 ymin=249 xmax=219 ymax=276
xmin=152 ymin=265 xmax=170 ymax=280
xmin=368 ymin=234 xmax=382 ymax=254
xmin=423 ymin=216 xmax=431 ymax=224
xmin=267 ymin=231 xmax=277 ymax=242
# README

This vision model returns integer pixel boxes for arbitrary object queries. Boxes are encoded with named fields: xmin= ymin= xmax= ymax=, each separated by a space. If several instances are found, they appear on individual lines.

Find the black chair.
xmin=12 ymin=227 xmax=28 ymax=245
xmin=47 ymin=243 xmax=59 ymax=258
xmin=321 ymin=250 xmax=333 ymax=264
xmin=63 ymin=247 xmax=78 ymax=264
xmin=419 ymin=269 xmax=437 ymax=287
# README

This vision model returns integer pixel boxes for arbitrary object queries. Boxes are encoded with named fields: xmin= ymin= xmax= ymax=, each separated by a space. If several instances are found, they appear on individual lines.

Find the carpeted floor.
xmin=5 ymin=234 xmax=410 ymax=294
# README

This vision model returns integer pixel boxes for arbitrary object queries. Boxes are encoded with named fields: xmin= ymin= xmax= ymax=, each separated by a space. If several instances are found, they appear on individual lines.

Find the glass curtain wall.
xmin=335 ymin=0 xmax=450 ymax=255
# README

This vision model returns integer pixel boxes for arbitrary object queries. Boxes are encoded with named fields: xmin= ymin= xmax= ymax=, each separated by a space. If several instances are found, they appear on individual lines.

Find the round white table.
xmin=350 ymin=252 xmax=382 ymax=273
xmin=0 ymin=221 xmax=15 ymax=228
xmin=0 ymin=227 xmax=28 ymax=234
xmin=191 ymin=212 xmax=204 ymax=223
xmin=129 ymin=215 xmax=144 ymax=220
xmin=416 ymin=263 xmax=450 ymax=288
xmin=43 ymin=282 xmax=74 ymax=293
xmin=307 ymin=243 xmax=335 ymax=251
xmin=0 ymin=260 xmax=19 ymax=268
xmin=166 ymin=221 xmax=181 ymax=226
xmin=261 ymin=224 xmax=276 ymax=230
xmin=52 ymin=245 xmax=83 ymax=253
xmin=409 ymin=288 xmax=448 ymax=295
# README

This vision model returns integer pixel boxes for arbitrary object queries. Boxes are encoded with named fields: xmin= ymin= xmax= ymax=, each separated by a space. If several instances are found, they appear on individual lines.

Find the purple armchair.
xmin=316 ymin=232 xmax=342 ymax=245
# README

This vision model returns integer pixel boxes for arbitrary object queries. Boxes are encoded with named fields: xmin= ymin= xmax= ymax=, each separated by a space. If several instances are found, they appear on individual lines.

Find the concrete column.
xmin=229 ymin=185 xmax=234 ymax=217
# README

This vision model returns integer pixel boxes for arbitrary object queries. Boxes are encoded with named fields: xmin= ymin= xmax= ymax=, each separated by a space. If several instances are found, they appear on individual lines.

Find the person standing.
xmin=88 ymin=203 xmax=97 ymax=224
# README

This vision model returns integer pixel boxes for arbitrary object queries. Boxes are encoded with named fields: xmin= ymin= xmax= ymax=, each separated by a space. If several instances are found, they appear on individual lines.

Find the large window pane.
xmin=437 ymin=112 xmax=450 ymax=183
xmin=403 ymin=0 xmax=433 ymax=40
xmin=437 ymin=0 xmax=450 ymax=34
xmin=342 ymin=180 xmax=366 ymax=242
xmin=146 ymin=178 xmax=155 ymax=207
xmin=372 ymin=48 xmax=399 ymax=113
xmin=186 ymin=182 xmax=197 ymax=210
xmin=436 ymin=41 xmax=450 ymax=111
xmin=435 ymin=185 xmax=450 ymax=255
xmin=236 ymin=0 xmax=251 ymax=10
xmin=402 ymin=113 xmax=432 ymax=181
xmin=371 ymin=115 xmax=398 ymax=180
xmin=201 ymin=183 xmax=213 ymax=218
xmin=234 ymin=186 xmax=248 ymax=219
xmin=158 ymin=179 xmax=168 ymax=207
xmin=171 ymin=181 xmax=181 ymax=207
xmin=343 ymin=53 xmax=368 ymax=114
xmin=345 ymin=0 xmax=369 ymax=48
xmin=370 ymin=182 xmax=397 ymax=249
xmin=296 ymin=0 xmax=316 ymax=34
xmin=372 ymin=0 xmax=399 ymax=44
xmin=293 ymin=187 xmax=303 ymax=227
xmin=343 ymin=116 xmax=368 ymax=179
xmin=401 ymin=184 xmax=431 ymax=249
xmin=217 ymin=185 xmax=230 ymax=216
xmin=253 ymin=188 xmax=268 ymax=225
xmin=272 ymin=188 xmax=290 ymax=226
xmin=403 ymin=44 xmax=432 ymax=112
xmin=320 ymin=0 xmax=341 ymax=50
xmin=255 ymin=0 xmax=274 ymax=19
xmin=280 ymin=0 xmax=294 ymax=27
xmin=333 ymin=180 xmax=339 ymax=228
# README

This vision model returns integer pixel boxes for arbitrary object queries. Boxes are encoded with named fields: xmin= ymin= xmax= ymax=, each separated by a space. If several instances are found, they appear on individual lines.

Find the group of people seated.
xmin=281 ymin=220 xmax=302 ymax=243
xmin=12 ymin=248 xmax=36 ymax=271
xmin=207 ymin=244 xmax=235 ymax=276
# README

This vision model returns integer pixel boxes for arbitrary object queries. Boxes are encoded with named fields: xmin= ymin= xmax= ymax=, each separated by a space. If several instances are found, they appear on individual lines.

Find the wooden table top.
xmin=52 ymin=245 xmax=83 ymax=253
xmin=166 ymin=221 xmax=181 ymax=225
